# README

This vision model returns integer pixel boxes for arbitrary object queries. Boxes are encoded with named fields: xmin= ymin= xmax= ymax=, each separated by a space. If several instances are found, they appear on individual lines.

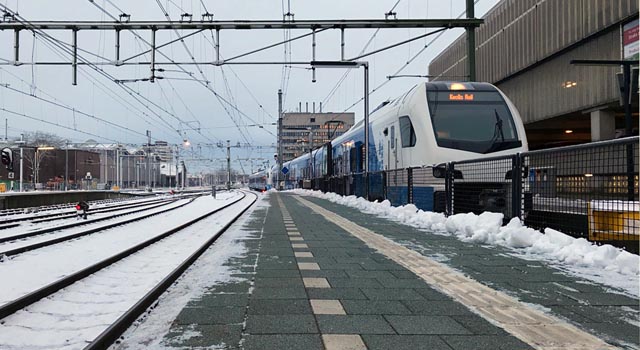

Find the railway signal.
xmin=1 ymin=147 xmax=13 ymax=172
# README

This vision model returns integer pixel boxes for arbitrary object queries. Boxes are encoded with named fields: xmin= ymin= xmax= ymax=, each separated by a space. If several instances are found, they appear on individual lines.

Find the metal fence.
xmin=315 ymin=137 xmax=639 ymax=253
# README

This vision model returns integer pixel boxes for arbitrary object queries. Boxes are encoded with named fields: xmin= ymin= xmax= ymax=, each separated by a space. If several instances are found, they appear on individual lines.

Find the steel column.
xmin=150 ymin=29 xmax=156 ymax=83
xmin=277 ymin=89 xmax=283 ymax=190
xmin=363 ymin=62 xmax=370 ymax=200
xmin=115 ymin=29 xmax=120 ymax=64
xmin=13 ymin=29 xmax=19 ymax=64
xmin=72 ymin=30 xmax=77 ymax=85
xmin=466 ymin=0 xmax=476 ymax=81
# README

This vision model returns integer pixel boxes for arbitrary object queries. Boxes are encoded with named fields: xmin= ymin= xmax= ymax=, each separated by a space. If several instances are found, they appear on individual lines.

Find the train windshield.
xmin=427 ymin=90 xmax=521 ymax=154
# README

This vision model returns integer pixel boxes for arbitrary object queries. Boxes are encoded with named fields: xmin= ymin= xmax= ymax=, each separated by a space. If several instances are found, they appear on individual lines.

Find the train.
xmin=248 ymin=167 xmax=272 ymax=192
xmin=256 ymin=81 xmax=529 ymax=214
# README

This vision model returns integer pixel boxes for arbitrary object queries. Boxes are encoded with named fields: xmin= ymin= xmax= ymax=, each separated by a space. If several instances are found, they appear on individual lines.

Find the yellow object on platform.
xmin=0 ymin=183 xmax=5 ymax=193
xmin=112 ymin=185 xmax=120 ymax=192
xmin=588 ymin=201 xmax=640 ymax=241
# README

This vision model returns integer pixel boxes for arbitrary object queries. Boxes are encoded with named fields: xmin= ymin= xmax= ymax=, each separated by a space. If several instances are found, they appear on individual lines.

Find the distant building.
xmin=281 ymin=111 xmax=355 ymax=162
xmin=428 ymin=1 xmax=639 ymax=149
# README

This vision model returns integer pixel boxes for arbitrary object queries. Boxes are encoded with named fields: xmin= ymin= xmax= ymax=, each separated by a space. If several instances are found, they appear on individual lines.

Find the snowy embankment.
xmin=292 ymin=189 xmax=640 ymax=298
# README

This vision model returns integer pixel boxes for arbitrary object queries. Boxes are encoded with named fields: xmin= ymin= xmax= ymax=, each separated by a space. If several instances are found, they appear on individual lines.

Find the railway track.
xmin=0 ymin=190 xmax=256 ymax=350
xmin=0 ymin=197 xmax=197 ymax=256
xmin=0 ymin=193 xmax=199 ymax=227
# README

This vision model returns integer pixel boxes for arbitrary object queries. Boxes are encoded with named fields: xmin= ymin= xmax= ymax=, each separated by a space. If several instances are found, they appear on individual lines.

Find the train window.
xmin=390 ymin=126 xmax=395 ymax=149
xmin=399 ymin=116 xmax=416 ymax=147
xmin=350 ymin=147 xmax=357 ymax=172
xmin=427 ymin=90 xmax=520 ymax=154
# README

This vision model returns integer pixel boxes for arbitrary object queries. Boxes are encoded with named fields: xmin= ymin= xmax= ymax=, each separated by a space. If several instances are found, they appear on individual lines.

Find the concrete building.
xmin=429 ymin=0 xmax=639 ymax=149
xmin=281 ymin=112 xmax=355 ymax=162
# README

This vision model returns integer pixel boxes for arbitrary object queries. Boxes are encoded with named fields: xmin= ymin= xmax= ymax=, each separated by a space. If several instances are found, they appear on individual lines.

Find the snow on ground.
xmin=114 ymin=192 xmax=268 ymax=350
xmin=293 ymin=189 xmax=640 ymax=298
xmin=0 ymin=199 xmax=190 ymax=253
xmin=0 ymin=192 xmax=256 ymax=350
xmin=0 ymin=192 xmax=241 ymax=306
xmin=0 ymin=194 xmax=174 ymax=221
xmin=0 ymin=198 xmax=178 ymax=239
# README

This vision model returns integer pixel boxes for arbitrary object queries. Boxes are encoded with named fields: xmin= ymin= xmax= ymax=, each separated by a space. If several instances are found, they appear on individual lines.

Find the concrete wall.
xmin=428 ymin=0 xmax=638 ymax=124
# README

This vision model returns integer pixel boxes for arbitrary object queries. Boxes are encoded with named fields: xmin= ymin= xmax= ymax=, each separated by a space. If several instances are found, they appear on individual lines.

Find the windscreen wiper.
xmin=494 ymin=109 xmax=505 ymax=143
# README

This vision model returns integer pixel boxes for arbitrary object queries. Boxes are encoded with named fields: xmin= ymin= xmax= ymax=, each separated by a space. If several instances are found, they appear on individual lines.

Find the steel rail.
xmin=0 ymin=192 xmax=248 ymax=320
xmin=0 ymin=195 xmax=199 ymax=244
xmin=30 ymin=197 xmax=177 ymax=224
xmin=0 ymin=196 xmax=174 ymax=225
xmin=86 ymin=191 xmax=257 ymax=350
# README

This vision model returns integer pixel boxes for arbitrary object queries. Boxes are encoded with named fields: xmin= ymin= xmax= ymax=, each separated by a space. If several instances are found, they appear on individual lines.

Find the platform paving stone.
xmin=326 ymin=277 xmax=385 ymax=288
xmin=306 ymin=287 xmax=369 ymax=300
xmin=251 ymin=286 xmax=308 ymax=299
xmin=401 ymin=300 xmax=475 ymax=316
xmin=175 ymin=306 xmax=245 ymax=325
xmin=385 ymin=315 xmax=472 ymax=335
xmin=302 ymin=194 xmax=640 ymax=348
xmin=163 ymin=324 xmax=243 ymax=348
xmin=247 ymin=299 xmax=312 ymax=315
xmin=362 ymin=335 xmax=453 ymax=350
xmin=253 ymin=277 xmax=304 ymax=287
xmin=316 ymin=315 xmax=397 ymax=334
xmin=441 ymin=335 xmax=533 ymax=350
xmin=340 ymin=300 xmax=413 ymax=315
xmin=242 ymin=335 xmax=324 ymax=350
xmin=245 ymin=315 xmax=319 ymax=334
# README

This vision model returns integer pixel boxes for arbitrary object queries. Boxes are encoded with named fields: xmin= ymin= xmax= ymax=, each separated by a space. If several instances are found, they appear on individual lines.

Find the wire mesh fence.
xmin=522 ymin=138 xmax=639 ymax=251
xmin=305 ymin=137 xmax=639 ymax=252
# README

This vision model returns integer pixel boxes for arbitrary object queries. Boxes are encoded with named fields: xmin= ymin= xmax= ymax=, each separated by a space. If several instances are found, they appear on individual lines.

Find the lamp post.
xmin=16 ymin=134 xmax=25 ymax=192
xmin=64 ymin=143 xmax=70 ymax=191
xmin=311 ymin=60 xmax=369 ymax=198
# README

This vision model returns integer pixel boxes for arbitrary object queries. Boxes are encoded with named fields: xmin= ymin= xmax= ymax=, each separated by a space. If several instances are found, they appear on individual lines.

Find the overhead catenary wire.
xmin=1 ymin=107 xmax=121 ymax=143
xmin=0 ymin=5 xmax=191 ymax=141
xmin=89 ymin=1 xmax=271 ymax=145
xmin=322 ymin=0 xmax=484 ymax=126
xmin=0 ymin=83 xmax=153 ymax=140
xmin=152 ymin=0 xmax=255 ymax=145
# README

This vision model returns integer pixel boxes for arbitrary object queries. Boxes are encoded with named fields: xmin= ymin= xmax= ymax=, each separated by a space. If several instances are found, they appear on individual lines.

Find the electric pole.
xmin=226 ymin=140 xmax=231 ymax=190
xmin=146 ymin=130 xmax=151 ymax=189
xmin=277 ymin=89 xmax=283 ymax=190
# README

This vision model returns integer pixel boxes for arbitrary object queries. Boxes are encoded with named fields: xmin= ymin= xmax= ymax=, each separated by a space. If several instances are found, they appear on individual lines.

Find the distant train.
xmin=248 ymin=167 xmax=272 ymax=192
xmin=273 ymin=82 xmax=529 ymax=213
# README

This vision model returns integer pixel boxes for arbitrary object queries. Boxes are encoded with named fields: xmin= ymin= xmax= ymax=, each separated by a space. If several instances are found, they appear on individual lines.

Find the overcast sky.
xmin=0 ymin=0 xmax=499 ymax=172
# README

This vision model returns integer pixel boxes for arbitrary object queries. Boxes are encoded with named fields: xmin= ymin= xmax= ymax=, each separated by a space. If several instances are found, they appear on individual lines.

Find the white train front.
xmin=268 ymin=81 xmax=529 ymax=213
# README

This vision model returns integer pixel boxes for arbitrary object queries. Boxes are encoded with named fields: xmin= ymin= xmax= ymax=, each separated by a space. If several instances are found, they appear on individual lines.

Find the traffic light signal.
xmin=1 ymin=148 xmax=13 ymax=172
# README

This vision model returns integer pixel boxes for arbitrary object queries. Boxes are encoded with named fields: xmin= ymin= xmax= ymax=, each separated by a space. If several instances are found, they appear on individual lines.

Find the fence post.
xmin=511 ymin=154 xmax=522 ymax=220
xmin=445 ymin=162 xmax=454 ymax=216
xmin=382 ymin=171 xmax=387 ymax=200
xmin=407 ymin=168 xmax=413 ymax=204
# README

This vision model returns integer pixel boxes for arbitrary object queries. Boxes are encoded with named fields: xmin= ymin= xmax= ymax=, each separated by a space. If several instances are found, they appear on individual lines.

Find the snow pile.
xmin=292 ymin=189 xmax=640 ymax=296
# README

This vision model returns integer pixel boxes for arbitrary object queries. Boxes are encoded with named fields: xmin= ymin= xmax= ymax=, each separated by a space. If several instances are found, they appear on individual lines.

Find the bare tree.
xmin=23 ymin=131 xmax=68 ymax=148
xmin=22 ymin=132 xmax=69 ymax=186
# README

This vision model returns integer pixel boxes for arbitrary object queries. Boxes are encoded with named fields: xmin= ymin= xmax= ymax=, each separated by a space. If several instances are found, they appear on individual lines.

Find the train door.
xmin=383 ymin=125 xmax=396 ymax=170
xmin=342 ymin=145 xmax=350 ymax=175
xmin=388 ymin=125 xmax=399 ymax=170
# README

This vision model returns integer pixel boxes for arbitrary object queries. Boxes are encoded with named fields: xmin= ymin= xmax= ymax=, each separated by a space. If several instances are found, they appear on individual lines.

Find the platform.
xmin=158 ymin=192 xmax=639 ymax=350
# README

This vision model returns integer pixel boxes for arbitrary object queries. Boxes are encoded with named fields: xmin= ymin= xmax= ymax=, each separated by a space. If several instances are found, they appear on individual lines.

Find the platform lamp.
xmin=311 ymin=60 xmax=369 ymax=198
